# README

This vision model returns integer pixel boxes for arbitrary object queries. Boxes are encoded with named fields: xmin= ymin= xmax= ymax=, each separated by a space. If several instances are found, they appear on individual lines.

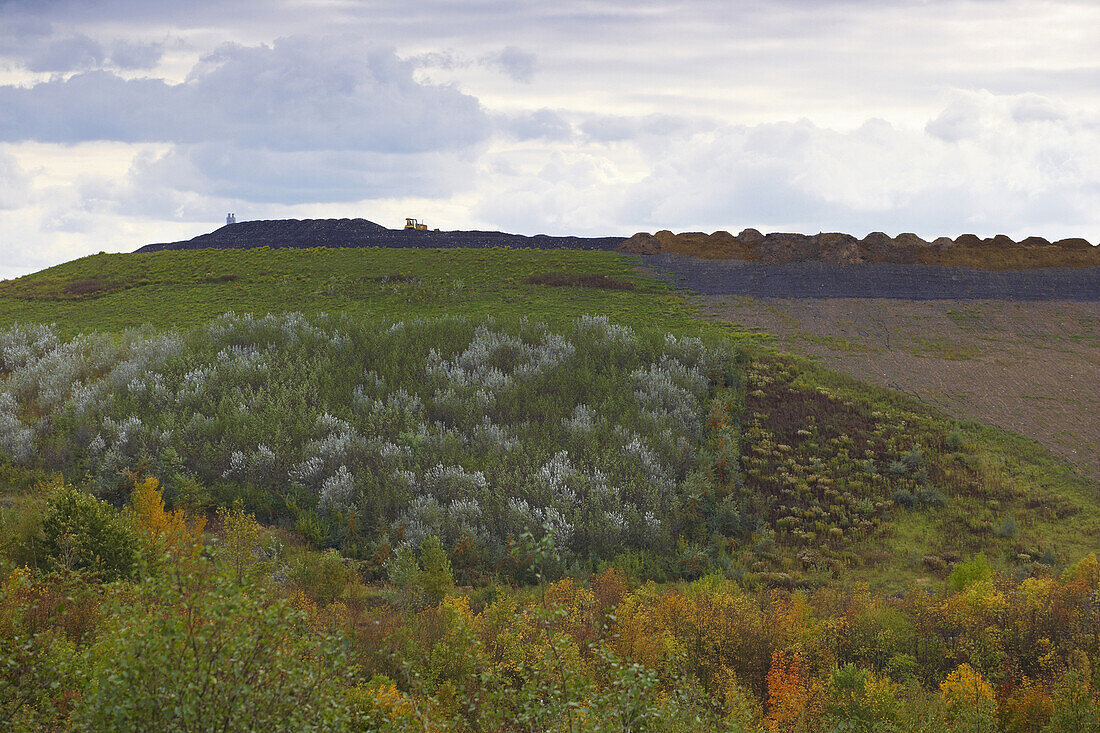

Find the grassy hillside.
xmin=0 ymin=246 xmax=730 ymax=338
xmin=0 ymin=246 xmax=1095 ymax=590
xmin=2 ymin=245 xmax=1099 ymax=731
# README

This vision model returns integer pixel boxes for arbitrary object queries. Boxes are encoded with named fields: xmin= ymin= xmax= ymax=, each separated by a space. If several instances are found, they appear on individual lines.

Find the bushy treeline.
xmin=1 ymin=478 xmax=1097 ymax=731
xmin=0 ymin=314 xmax=747 ymax=578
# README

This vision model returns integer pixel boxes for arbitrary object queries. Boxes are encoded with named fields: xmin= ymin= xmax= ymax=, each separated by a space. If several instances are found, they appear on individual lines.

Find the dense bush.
xmin=0 ymin=314 xmax=738 ymax=576
xmin=70 ymin=568 xmax=352 ymax=732
xmin=1 ymin=489 xmax=1098 ymax=731
xmin=39 ymin=482 xmax=140 ymax=581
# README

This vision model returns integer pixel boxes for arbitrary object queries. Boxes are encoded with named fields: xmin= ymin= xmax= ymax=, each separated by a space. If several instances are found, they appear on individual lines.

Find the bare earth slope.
xmin=708 ymin=296 xmax=1100 ymax=479
xmin=638 ymin=255 xmax=1100 ymax=300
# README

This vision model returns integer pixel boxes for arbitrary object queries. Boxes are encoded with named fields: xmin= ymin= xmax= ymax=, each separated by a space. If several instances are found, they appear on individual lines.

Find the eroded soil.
xmin=708 ymin=297 xmax=1100 ymax=479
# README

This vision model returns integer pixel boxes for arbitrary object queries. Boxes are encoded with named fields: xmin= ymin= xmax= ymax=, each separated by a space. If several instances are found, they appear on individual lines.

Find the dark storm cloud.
xmin=0 ymin=37 xmax=490 ymax=153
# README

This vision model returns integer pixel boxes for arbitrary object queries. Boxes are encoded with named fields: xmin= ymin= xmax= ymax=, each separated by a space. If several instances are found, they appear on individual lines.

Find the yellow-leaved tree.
xmin=129 ymin=476 xmax=206 ymax=558
xmin=940 ymin=663 xmax=998 ymax=732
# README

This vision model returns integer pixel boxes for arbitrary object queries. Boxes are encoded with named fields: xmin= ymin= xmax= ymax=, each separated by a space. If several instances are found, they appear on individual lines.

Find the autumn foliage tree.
xmin=128 ymin=476 xmax=206 ymax=560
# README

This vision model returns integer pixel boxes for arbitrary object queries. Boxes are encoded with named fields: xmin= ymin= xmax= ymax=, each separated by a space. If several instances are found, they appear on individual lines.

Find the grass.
xmin=910 ymin=337 xmax=981 ymax=361
xmin=769 ymin=353 xmax=1100 ymax=590
xmin=0 ymin=247 xmax=751 ymax=341
xmin=944 ymin=307 xmax=984 ymax=330
xmin=0 ymin=244 xmax=1096 ymax=592
xmin=794 ymin=332 xmax=879 ymax=353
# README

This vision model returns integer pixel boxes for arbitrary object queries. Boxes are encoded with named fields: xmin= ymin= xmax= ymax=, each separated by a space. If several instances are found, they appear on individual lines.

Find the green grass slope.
xmin=0 ymin=246 xmax=735 ymax=338
xmin=0 ymin=246 xmax=1095 ymax=590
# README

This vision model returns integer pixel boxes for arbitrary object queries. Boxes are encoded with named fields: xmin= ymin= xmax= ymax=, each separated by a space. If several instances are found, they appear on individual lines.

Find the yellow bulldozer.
xmin=404 ymin=217 xmax=428 ymax=230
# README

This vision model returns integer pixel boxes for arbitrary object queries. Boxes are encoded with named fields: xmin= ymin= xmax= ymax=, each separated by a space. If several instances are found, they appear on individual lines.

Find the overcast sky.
xmin=1 ymin=0 xmax=1098 ymax=277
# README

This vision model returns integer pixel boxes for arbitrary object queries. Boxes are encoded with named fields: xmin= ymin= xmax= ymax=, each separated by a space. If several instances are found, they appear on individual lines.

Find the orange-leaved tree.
xmin=765 ymin=649 xmax=820 ymax=732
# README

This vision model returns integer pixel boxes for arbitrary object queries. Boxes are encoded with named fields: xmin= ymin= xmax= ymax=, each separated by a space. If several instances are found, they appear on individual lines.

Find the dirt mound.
xmin=137 ymin=219 xmax=626 ymax=253
xmin=619 ymin=229 xmax=1099 ymax=269
xmin=621 ymin=229 xmax=760 ymax=260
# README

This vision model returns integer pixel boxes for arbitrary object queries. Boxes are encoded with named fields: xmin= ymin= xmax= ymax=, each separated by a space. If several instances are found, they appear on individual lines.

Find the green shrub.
xmin=40 ymin=482 xmax=140 ymax=581
xmin=215 ymin=501 xmax=261 ymax=584
xmin=0 ymin=497 xmax=45 ymax=568
xmin=996 ymin=516 xmax=1018 ymax=538
xmin=70 ymin=569 xmax=352 ymax=732
xmin=386 ymin=546 xmax=423 ymax=607
xmin=823 ymin=664 xmax=902 ymax=731
xmin=948 ymin=553 xmax=993 ymax=593
xmin=293 ymin=549 xmax=354 ymax=606
xmin=945 ymin=428 xmax=965 ymax=452
xmin=417 ymin=535 xmax=454 ymax=605
xmin=1044 ymin=667 xmax=1100 ymax=733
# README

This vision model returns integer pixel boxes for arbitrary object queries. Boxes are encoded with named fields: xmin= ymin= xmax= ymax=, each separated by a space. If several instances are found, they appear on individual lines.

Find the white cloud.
xmin=109 ymin=39 xmax=164 ymax=69
xmin=126 ymin=143 xmax=482 ymax=206
xmin=0 ymin=151 xmax=29 ymax=210
xmin=485 ymin=46 xmax=537 ymax=83
xmin=0 ymin=38 xmax=490 ymax=153
xmin=616 ymin=93 xmax=1100 ymax=238
xmin=498 ymin=109 xmax=573 ymax=141
xmin=0 ymin=1 xmax=1099 ymax=278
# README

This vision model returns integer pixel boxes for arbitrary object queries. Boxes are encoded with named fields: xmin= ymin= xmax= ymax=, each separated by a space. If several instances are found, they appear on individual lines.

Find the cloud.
xmin=0 ymin=37 xmax=490 ymax=154
xmin=925 ymin=97 xmax=985 ymax=143
xmin=616 ymin=95 xmax=1100 ymax=237
xmin=580 ymin=114 xmax=694 ymax=143
xmin=485 ymin=46 xmax=536 ymax=83
xmin=412 ymin=46 xmax=538 ymax=83
xmin=2 ymin=1 xmax=1100 ymax=279
xmin=499 ymin=109 xmax=573 ymax=141
xmin=109 ymin=39 xmax=164 ymax=69
xmin=23 ymin=33 xmax=105 ymax=71
xmin=0 ymin=36 xmax=495 ymax=217
xmin=125 ymin=144 xmax=479 ymax=206
xmin=0 ymin=151 xmax=30 ymax=210
xmin=1011 ymin=94 xmax=1068 ymax=124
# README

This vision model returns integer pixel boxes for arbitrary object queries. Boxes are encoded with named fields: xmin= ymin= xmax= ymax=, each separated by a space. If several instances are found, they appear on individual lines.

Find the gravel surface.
xmin=639 ymin=254 xmax=1100 ymax=300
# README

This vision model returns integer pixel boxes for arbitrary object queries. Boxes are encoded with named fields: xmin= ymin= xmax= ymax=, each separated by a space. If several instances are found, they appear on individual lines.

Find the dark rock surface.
xmin=137 ymin=218 xmax=626 ymax=253
xmin=638 ymin=253 xmax=1100 ymax=301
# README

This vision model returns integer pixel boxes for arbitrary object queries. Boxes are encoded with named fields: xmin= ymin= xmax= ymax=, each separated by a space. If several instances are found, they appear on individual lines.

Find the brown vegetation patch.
xmin=63 ymin=278 xmax=123 ymax=297
xmin=202 ymin=273 xmax=240 ymax=283
xmin=525 ymin=272 xmax=636 ymax=290
xmin=736 ymin=360 xmax=938 ymax=552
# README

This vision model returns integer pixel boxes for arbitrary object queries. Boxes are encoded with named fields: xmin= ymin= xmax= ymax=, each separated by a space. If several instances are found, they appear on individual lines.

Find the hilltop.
xmin=0 ymin=244 xmax=1095 ymax=588
xmin=134 ymin=219 xmax=1100 ymax=272
xmin=136 ymin=218 xmax=625 ymax=253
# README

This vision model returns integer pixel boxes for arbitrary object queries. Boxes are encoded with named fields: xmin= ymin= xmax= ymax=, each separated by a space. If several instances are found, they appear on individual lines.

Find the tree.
xmin=40 ymin=481 xmax=139 ymax=581
xmin=70 ymin=568 xmax=351 ymax=732
xmin=216 ymin=501 xmax=261 ymax=584
xmin=129 ymin=476 xmax=206 ymax=559
xmin=417 ymin=535 xmax=454 ymax=605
